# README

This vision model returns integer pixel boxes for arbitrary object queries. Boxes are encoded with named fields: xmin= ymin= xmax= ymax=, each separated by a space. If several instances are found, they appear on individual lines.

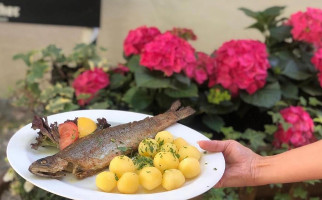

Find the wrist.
xmin=251 ymin=155 xmax=274 ymax=186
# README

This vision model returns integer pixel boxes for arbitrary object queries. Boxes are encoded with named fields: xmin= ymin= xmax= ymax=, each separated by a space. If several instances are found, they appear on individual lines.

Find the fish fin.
xmin=175 ymin=106 xmax=196 ymax=120
xmin=75 ymin=168 xmax=102 ymax=179
xmin=169 ymin=100 xmax=181 ymax=111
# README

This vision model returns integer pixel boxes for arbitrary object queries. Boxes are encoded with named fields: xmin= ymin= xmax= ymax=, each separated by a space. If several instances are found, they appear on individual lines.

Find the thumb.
xmin=198 ymin=140 xmax=230 ymax=153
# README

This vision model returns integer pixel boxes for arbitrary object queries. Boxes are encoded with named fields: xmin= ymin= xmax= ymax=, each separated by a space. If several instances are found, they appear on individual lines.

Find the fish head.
xmin=28 ymin=155 xmax=69 ymax=178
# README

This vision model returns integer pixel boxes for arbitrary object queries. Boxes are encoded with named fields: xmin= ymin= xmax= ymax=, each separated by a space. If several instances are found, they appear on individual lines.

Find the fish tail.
xmin=168 ymin=100 xmax=195 ymax=120
xmin=175 ymin=106 xmax=196 ymax=120
xmin=169 ymin=100 xmax=181 ymax=111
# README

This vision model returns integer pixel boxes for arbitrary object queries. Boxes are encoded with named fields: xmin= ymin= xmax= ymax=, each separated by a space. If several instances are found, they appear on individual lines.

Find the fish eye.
xmin=40 ymin=160 xmax=47 ymax=165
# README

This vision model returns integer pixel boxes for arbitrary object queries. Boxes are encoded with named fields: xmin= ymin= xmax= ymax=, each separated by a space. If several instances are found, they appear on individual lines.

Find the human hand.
xmin=198 ymin=140 xmax=261 ymax=188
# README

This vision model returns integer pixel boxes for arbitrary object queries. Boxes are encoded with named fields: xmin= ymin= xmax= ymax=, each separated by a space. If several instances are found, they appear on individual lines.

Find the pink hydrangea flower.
xmin=123 ymin=26 xmax=161 ymax=57
xmin=287 ymin=7 xmax=322 ymax=47
xmin=273 ymin=106 xmax=315 ymax=148
xmin=168 ymin=27 xmax=197 ymax=41
xmin=140 ymin=32 xmax=196 ymax=76
xmin=72 ymin=68 xmax=110 ymax=106
xmin=184 ymin=52 xmax=215 ymax=85
xmin=211 ymin=40 xmax=270 ymax=95
xmin=113 ymin=64 xmax=130 ymax=75
xmin=311 ymin=47 xmax=322 ymax=87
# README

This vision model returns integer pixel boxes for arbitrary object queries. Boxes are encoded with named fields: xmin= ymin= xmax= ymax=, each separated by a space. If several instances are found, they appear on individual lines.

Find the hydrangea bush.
xmin=7 ymin=6 xmax=322 ymax=200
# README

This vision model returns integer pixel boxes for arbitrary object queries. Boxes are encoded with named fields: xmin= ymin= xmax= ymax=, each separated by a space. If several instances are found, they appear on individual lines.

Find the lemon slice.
xmin=78 ymin=117 xmax=97 ymax=138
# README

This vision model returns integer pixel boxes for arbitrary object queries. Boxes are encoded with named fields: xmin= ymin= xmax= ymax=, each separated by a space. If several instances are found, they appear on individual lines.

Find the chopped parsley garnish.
xmin=117 ymin=146 xmax=128 ymax=152
xmin=132 ymin=154 xmax=153 ymax=170
xmin=158 ymin=140 xmax=164 ymax=147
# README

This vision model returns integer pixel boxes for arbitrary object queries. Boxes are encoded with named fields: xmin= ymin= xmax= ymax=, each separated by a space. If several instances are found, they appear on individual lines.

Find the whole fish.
xmin=28 ymin=101 xmax=195 ymax=179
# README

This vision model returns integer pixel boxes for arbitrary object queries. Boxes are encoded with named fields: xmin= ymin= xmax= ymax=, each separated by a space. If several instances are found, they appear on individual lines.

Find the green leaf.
xmin=299 ymin=96 xmax=307 ymax=106
xmin=63 ymin=103 xmax=79 ymax=112
xmin=274 ymin=192 xmax=291 ymax=200
xmin=309 ymin=197 xmax=320 ymax=200
xmin=309 ymin=97 xmax=322 ymax=106
xmin=41 ymin=44 xmax=62 ymax=58
xmin=269 ymin=26 xmax=291 ymax=42
xmin=76 ymin=93 xmax=92 ymax=100
xmin=26 ymin=62 xmax=49 ymax=83
xmin=241 ymin=129 xmax=266 ymax=150
xmin=315 ymin=125 xmax=322 ymax=139
xmin=240 ymin=82 xmax=281 ymax=108
xmin=300 ymin=84 xmax=322 ymax=96
xmin=202 ymin=115 xmax=224 ymax=132
xmin=127 ymin=55 xmax=141 ymax=72
xmin=201 ymin=132 xmax=213 ymax=139
xmin=13 ymin=51 xmax=37 ymax=66
xmin=281 ymin=59 xmax=312 ymax=80
xmin=268 ymin=111 xmax=292 ymax=131
xmin=200 ymin=99 xmax=240 ymax=115
xmin=68 ymin=43 xmax=99 ymax=65
xmin=40 ymin=83 xmax=74 ymax=102
xmin=138 ymin=70 xmax=172 ymax=88
xmin=292 ymin=186 xmax=308 ymax=199
xmin=109 ymin=73 xmax=129 ymax=90
xmin=280 ymin=81 xmax=298 ymax=99
xmin=127 ymin=55 xmax=173 ymax=88
xmin=135 ymin=69 xmax=172 ymax=88
xmin=262 ymin=6 xmax=285 ymax=17
xmin=28 ymin=82 xmax=41 ymax=96
xmin=220 ymin=127 xmax=241 ymax=140
xmin=268 ymin=111 xmax=283 ymax=123
xmin=117 ymin=146 xmax=128 ymax=152
xmin=304 ymin=179 xmax=320 ymax=185
xmin=239 ymin=7 xmax=259 ymax=19
xmin=88 ymin=101 xmax=109 ymax=109
xmin=164 ymin=83 xmax=198 ymax=98
xmin=45 ymin=97 xmax=74 ymax=113
xmin=123 ymin=87 xmax=153 ymax=110
xmin=247 ymin=22 xmax=265 ymax=32
xmin=173 ymin=73 xmax=191 ymax=86
xmin=264 ymin=124 xmax=278 ymax=135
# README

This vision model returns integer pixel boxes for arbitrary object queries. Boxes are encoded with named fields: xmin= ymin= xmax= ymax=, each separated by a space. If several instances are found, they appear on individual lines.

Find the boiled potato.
xmin=132 ymin=154 xmax=154 ymax=171
xmin=153 ymin=152 xmax=179 ymax=172
xmin=95 ymin=171 xmax=117 ymax=192
xmin=109 ymin=155 xmax=135 ymax=177
xmin=155 ymin=131 xmax=174 ymax=144
xmin=178 ymin=157 xmax=201 ymax=178
xmin=178 ymin=145 xmax=201 ymax=161
xmin=173 ymin=137 xmax=189 ymax=149
xmin=162 ymin=169 xmax=185 ymax=191
xmin=117 ymin=172 xmax=139 ymax=194
xmin=159 ymin=143 xmax=177 ymax=153
xmin=139 ymin=167 xmax=162 ymax=190
xmin=138 ymin=138 xmax=159 ymax=157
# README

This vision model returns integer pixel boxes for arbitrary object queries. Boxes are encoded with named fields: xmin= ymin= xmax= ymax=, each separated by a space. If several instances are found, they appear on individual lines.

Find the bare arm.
xmin=198 ymin=140 xmax=322 ymax=188
xmin=254 ymin=139 xmax=322 ymax=185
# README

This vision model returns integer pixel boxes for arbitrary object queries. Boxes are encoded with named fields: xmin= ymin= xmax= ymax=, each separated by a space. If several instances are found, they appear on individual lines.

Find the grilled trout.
xmin=28 ymin=101 xmax=195 ymax=179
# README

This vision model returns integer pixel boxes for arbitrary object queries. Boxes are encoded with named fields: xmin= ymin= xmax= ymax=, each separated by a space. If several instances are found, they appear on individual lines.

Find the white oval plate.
xmin=7 ymin=109 xmax=225 ymax=200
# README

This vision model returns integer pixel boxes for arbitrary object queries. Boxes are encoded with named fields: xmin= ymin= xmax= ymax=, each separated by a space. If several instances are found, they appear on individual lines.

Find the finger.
xmin=198 ymin=140 xmax=231 ymax=152
xmin=214 ymin=179 xmax=224 ymax=188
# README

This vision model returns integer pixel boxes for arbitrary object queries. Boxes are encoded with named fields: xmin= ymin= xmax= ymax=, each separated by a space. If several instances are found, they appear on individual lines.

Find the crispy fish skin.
xmin=28 ymin=101 xmax=195 ymax=179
